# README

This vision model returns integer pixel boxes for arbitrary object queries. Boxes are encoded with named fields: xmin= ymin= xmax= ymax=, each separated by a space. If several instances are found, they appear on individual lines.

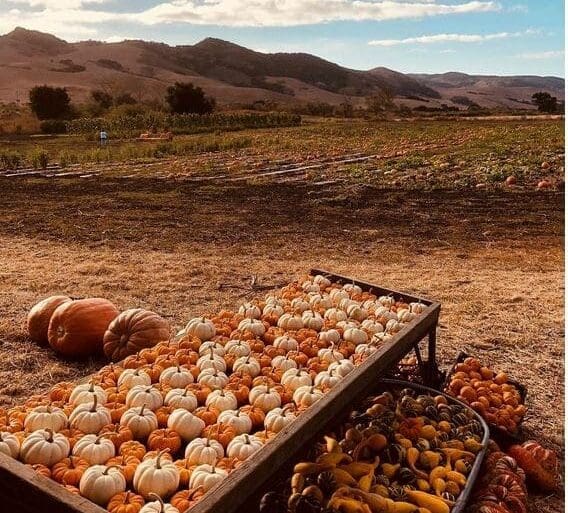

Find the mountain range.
xmin=0 ymin=27 xmax=564 ymax=110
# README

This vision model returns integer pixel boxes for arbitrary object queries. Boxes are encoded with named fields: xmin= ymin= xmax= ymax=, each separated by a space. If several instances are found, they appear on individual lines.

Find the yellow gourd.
xmin=331 ymin=468 xmax=358 ymax=486
xmin=419 ymin=450 xmax=441 ymax=469
xmin=446 ymin=471 xmax=466 ymax=487
xmin=381 ymin=463 xmax=400 ymax=479
xmin=416 ymin=478 xmax=431 ymax=492
xmin=431 ymin=477 xmax=446 ymax=496
xmin=405 ymin=490 xmax=450 ymax=513
xmin=419 ymin=425 xmax=437 ymax=440
xmin=291 ymin=472 xmax=304 ymax=494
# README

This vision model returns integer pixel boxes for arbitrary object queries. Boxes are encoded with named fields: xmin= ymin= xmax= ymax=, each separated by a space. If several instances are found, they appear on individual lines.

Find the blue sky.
xmin=0 ymin=0 xmax=564 ymax=76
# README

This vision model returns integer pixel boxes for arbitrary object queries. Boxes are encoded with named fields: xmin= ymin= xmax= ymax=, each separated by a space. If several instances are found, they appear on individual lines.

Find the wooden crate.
xmin=0 ymin=269 xmax=440 ymax=513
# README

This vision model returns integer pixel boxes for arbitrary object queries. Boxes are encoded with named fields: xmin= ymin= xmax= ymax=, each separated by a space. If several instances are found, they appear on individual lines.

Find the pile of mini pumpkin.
xmin=1 ymin=275 xmax=425 ymax=512
xmin=444 ymin=357 xmax=526 ymax=434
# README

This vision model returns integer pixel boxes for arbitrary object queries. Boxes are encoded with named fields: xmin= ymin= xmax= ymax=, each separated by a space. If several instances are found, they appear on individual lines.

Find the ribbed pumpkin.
xmin=103 ymin=309 xmax=170 ymax=362
xmin=27 ymin=296 xmax=72 ymax=346
xmin=48 ymin=298 xmax=119 ymax=357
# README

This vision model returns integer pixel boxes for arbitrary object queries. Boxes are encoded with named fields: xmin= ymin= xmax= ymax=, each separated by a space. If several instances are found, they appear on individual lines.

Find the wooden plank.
xmin=0 ymin=452 xmax=106 ymax=513
xmin=191 ymin=270 xmax=440 ymax=513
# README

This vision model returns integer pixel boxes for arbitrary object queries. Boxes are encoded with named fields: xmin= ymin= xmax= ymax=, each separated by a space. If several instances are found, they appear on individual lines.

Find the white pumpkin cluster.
xmin=4 ymin=274 xmax=425 ymax=511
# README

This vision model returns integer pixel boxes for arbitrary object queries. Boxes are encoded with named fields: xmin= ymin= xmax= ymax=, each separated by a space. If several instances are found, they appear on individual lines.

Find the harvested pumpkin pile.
xmin=1 ymin=274 xmax=428 ymax=512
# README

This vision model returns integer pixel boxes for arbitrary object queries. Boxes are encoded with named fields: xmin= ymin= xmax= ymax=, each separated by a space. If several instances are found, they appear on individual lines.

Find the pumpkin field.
xmin=0 ymin=117 xmax=563 ymax=513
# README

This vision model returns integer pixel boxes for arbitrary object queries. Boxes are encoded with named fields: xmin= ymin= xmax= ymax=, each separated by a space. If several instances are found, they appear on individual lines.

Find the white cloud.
xmin=516 ymin=50 xmax=564 ymax=60
xmin=369 ymin=29 xmax=537 ymax=46
xmin=133 ymin=0 xmax=500 ymax=27
xmin=0 ymin=0 xmax=501 ymax=41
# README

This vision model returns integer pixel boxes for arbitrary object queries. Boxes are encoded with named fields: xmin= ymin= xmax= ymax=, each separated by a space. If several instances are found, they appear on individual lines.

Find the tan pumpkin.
xmin=48 ymin=298 xmax=119 ymax=357
xmin=133 ymin=450 xmax=180 ymax=499
xmin=104 ymin=309 xmax=170 ymax=362
xmin=79 ymin=465 xmax=126 ymax=506
xmin=20 ymin=428 xmax=70 ymax=466
xmin=27 ymin=295 xmax=72 ymax=346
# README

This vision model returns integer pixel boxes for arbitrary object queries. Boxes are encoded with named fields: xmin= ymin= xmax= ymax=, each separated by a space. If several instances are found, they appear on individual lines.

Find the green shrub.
xmin=0 ymin=152 xmax=22 ymax=170
xmin=40 ymin=119 xmax=68 ymax=134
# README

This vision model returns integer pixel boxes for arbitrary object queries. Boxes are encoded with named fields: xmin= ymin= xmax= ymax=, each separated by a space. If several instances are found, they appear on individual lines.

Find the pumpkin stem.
xmin=103 ymin=465 xmax=120 ymax=475
xmin=139 ymin=403 xmax=146 ymax=416
xmin=45 ymin=428 xmax=54 ymax=443
xmin=90 ymin=394 xmax=98 ymax=412
xmin=155 ymin=448 xmax=170 ymax=469
xmin=148 ymin=493 xmax=166 ymax=512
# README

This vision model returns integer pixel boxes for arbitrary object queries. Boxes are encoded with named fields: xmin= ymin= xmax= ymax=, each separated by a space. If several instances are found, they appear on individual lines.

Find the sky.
xmin=0 ymin=0 xmax=564 ymax=76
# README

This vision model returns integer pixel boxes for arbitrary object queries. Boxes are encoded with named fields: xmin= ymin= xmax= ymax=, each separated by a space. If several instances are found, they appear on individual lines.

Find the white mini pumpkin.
xmin=301 ymin=281 xmax=320 ymax=294
xmin=167 ymin=408 xmax=205 ymax=442
xmin=277 ymin=314 xmax=303 ymax=331
xmin=293 ymin=386 xmax=324 ymax=408
xmin=120 ymin=405 xmax=159 ymax=439
xmin=308 ymin=293 xmax=332 ymax=311
xmin=238 ymin=302 xmax=261 ymax=319
xmin=232 ymin=355 xmax=261 ymax=377
xmin=197 ymin=368 xmax=229 ymax=390
xmin=79 ymin=465 xmax=126 ymax=506
xmin=184 ymin=317 xmax=216 ymax=341
xmin=69 ymin=396 xmax=112 ymax=434
xmin=329 ymin=288 xmax=349 ymax=305
xmin=72 ymin=433 xmax=115 ymax=464
xmin=354 ymin=344 xmax=376 ymax=357
xmin=159 ymin=365 xmax=194 ymax=388
xmin=237 ymin=318 xmax=266 ymax=337
xmin=271 ymin=355 xmax=298 ymax=372
xmin=323 ymin=308 xmax=347 ymax=323
xmin=226 ymin=434 xmax=263 ymax=461
xmin=281 ymin=368 xmax=312 ymax=391
xmin=343 ymin=327 xmax=368 ymax=346
xmin=318 ymin=329 xmax=341 ymax=345
xmin=189 ymin=464 xmax=227 ymax=492
xmin=262 ymin=304 xmax=284 ymax=317
xmin=198 ymin=340 xmax=225 ymax=357
xmin=184 ymin=438 xmax=224 ymax=465
xmin=290 ymin=297 xmax=310 ymax=313
xmin=0 ymin=431 xmax=20 ymax=458
xmin=140 ymin=494 xmax=180 ymax=513
xmin=317 ymin=345 xmax=343 ymax=364
xmin=217 ymin=410 xmax=252 ymax=435
xmin=378 ymin=295 xmax=395 ymax=308
xmin=126 ymin=385 xmax=163 ymax=411
xmin=314 ymin=368 xmax=342 ymax=389
xmin=346 ymin=304 xmax=368 ymax=322
xmin=20 ymin=428 xmax=70 ymax=466
xmin=273 ymin=335 xmax=298 ymax=352
xmin=343 ymin=283 xmax=363 ymax=295
xmin=409 ymin=302 xmax=426 ymax=314
xmin=264 ymin=405 xmax=295 ymax=433
xmin=386 ymin=319 xmax=403 ymax=333
xmin=360 ymin=319 xmax=384 ymax=334
xmin=196 ymin=348 xmax=226 ymax=373
xmin=69 ymin=382 xmax=107 ymax=406
xmin=205 ymin=389 xmax=238 ymax=412
xmin=301 ymin=311 xmax=323 ymax=331
xmin=24 ymin=405 xmax=68 ymax=433
xmin=224 ymin=339 xmax=251 ymax=358
xmin=164 ymin=388 xmax=198 ymax=411
xmin=328 ymin=359 xmax=355 ymax=378
xmin=133 ymin=450 xmax=180 ymax=499
xmin=313 ymin=275 xmax=331 ymax=288
xmin=118 ymin=368 xmax=152 ymax=389
xmin=397 ymin=309 xmax=416 ymax=323
xmin=248 ymin=385 xmax=281 ymax=412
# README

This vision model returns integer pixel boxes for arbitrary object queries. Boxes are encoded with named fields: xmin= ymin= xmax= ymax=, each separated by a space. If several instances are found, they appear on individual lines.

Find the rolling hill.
xmin=0 ymin=27 xmax=563 ymax=110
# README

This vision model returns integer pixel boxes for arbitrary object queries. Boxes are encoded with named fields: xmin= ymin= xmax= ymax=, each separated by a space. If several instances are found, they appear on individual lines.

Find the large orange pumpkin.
xmin=103 ymin=309 xmax=170 ymax=362
xmin=48 ymin=298 xmax=119 ymax=357
xmin=27 ymin=295 xmax=72 ymax=346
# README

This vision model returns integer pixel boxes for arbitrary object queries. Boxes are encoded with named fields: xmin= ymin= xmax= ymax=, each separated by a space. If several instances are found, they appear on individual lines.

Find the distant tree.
xmin=532 ymin=92 xmax=558 ymax=113
xmin=165 ymin=82 xmax=215 ymax=115
xmin=366 ymin=89 xmax=394 ymax=114
xmin=114 ymin=93 xmax=137 ymax=106
xmin=29 ymin=85 xmax=71 ymax=119
xmin=91 ymin=90 xmax=113 ymax=109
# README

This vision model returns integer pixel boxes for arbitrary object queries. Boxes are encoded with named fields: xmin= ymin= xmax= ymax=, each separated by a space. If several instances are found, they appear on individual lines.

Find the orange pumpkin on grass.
xmin=48 ymin=298 xmax=119 ymax=357
xmin=27 ymin=295 xmax=72 ymax=346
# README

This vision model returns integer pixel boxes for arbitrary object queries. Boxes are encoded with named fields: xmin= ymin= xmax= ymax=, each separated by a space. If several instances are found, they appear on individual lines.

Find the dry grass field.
xmin=0 ymin=118 xmax=564 ymax=511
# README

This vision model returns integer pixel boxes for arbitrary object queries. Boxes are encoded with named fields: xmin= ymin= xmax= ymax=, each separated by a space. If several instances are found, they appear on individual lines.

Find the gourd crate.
xmin=0 ymin=269 xmax=441 ymax=513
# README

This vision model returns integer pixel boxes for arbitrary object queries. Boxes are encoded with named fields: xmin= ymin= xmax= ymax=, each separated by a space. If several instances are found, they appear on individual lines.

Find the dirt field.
xmin=0 ymin=119 xmax=564 ymax=511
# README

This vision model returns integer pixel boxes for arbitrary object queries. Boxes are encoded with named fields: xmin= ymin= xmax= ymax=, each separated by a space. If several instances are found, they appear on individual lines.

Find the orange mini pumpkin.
xmin=51 ymin=456 xmax=89 ymax=486
xmin=147 ymin=428 xmax=182 ymax=454
xmin=107 ymin=491 xmax=145 ymax=513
